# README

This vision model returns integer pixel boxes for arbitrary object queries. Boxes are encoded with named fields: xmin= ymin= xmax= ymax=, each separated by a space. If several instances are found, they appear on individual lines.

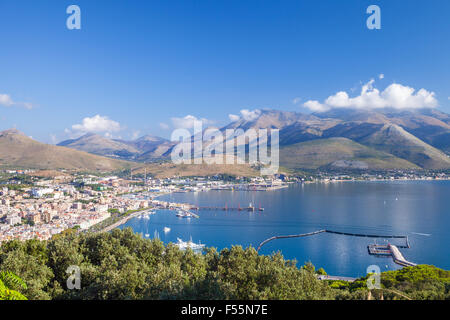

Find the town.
xmin=1 ymin=168 xmax=449 ymax=243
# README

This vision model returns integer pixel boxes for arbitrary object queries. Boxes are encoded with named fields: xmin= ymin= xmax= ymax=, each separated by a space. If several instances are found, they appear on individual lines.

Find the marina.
xmin=176 ymin=210 xmax=199 ymax=218
xmin=194 ymin=203 xmax=264 ymax=212
xmin=120 ymin=181 xmax=450 ymax=277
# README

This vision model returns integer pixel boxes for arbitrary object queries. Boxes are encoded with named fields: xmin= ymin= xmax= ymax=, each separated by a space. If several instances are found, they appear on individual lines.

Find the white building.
xmin=6 ymin=214 xmax=21 ymax=226
xmin=31 ymin=188 xmax=54 ymax=198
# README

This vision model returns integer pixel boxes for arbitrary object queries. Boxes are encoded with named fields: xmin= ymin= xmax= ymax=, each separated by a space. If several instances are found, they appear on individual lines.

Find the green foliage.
xmin=317 ymin=268 xmax=327 ymax=275
xmin=381 ymin=265 xmax=450 ymax=299
xmin=3 ymin=184 xmax=31 ymax=191
xmin=0 ymin=241 xmax=53 ymax=300
xmin=0 ymin=229 xmax=448 ymax=300
xmin=0 ymin=271 xmax=28 ymax=300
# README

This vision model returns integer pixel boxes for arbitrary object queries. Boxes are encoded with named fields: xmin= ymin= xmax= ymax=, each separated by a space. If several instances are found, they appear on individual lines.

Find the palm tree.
xmin=0 ymin=271 xmax=28 ymax=300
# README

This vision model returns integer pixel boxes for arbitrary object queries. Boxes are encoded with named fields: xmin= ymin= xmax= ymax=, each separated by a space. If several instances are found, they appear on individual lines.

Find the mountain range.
xmin=62 ymin=107 xmax=450 ymax=171
xmin=58 ymin=133 xmax=175 ymax=161
xmin=2 ymin=107 xmax=450 ymax=173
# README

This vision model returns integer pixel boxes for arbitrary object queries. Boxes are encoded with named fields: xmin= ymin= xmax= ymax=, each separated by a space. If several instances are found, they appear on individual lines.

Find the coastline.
xmin=96 ymin=209 xmax=152 ymax=233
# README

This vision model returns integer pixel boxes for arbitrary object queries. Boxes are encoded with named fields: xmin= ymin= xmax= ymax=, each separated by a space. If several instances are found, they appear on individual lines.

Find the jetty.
xmin=257 ymin=229 xmax=417 ymax=268
xmin=194 ymin=204 xmax=264 ymax=212
xmin=152 ymin=200 xmax=264 ymax=212
xmin=389 ymin=244 xmax=416 ymax=267
xmin=368 ymin=243 xmax=417 ymax=267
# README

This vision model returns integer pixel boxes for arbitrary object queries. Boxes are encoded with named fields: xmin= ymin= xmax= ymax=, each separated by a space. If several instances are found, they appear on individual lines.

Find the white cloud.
xmin=0 ymin=94 xmax=14 ymax=106
xmin=69 ymin=115 xmax=122 ymax=135
xmin=303 ymin=79 xmax=438 ymax=112
xmin=292 ymin=97 xmax=302 ymax=105
xmin=239 ymin=109 xmax=261 ymax=121
xmin=171 ymin=115 xmax=213 ymax=129
xmin=228 ymin=114 xmax=240 ymax=122
xmin=0 ymin=93 xmax=33 ymax=109
xmin=379 ymin=74 xmax=385 ymax=79
xmin=226 ymin=109 xmax=262 ymax=122
xmin=159 ymin=122 xmax=170 ymax=130
xmin=23 ymin=103 xmax=33 ymax=110
xmin=303 ymin=100 xmax=328 ymax=112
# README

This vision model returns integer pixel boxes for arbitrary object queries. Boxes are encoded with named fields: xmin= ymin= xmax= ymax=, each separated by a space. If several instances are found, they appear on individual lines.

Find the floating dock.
xmin=368 ymin=244 xmax=417 ymax=267
xmin=367 ymin=244 xmax=392 ymax=255
xmin=257 ymin=229 xmax=417 ymax=268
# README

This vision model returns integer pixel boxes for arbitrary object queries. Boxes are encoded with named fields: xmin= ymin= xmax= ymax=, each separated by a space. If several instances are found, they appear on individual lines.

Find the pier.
xmin=388 ymin=244 xmax=417 ymax=267
xmin=367 ymin=244 xmax=392 ymax=255
xmin=257 ymin=229 xmax=416 ymax=268
xmin=194 ymin=204 xmax=264 ymax=212
xmin=152 ymin=200 xmax=264 ymax=212
xmin=368 ymin=244 xmax=417 ymax=267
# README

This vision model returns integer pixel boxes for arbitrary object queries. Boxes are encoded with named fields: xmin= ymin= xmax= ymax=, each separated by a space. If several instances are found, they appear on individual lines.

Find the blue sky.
xmin=0 ymin=0 xmax=449 ymax=142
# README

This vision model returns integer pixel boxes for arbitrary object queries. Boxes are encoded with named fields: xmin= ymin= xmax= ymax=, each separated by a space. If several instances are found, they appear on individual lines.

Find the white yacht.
xmin=176 ymin=210 xmax=191 ymax=218
xmin=176 ymin=237 xmax=205 ymax=252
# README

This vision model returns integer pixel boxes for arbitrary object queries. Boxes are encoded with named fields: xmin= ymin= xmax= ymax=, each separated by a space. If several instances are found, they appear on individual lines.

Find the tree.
xmin=0 ymin=271 xmax=28 ymax=300
xmin=0 ymin=240 xmax=53 ymax=299
xmin=317 ymin=268 xmax=327 ymax=276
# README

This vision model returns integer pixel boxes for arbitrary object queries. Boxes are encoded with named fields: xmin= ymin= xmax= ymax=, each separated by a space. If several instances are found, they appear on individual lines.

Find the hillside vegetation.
xmin=280 ymin=137 xmax=418 ymax=170
xmin=0 ymin=129 xmax=131 ymax=172
xmin=0 ymin=228 xmax=448 ymax=300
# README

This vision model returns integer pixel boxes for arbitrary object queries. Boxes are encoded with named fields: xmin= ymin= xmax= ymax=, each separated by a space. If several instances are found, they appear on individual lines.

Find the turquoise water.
xmin=120 ymin=181 xmax=450 ymax=277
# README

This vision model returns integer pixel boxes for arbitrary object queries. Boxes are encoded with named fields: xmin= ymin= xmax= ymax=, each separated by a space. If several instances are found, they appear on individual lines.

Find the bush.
xmin=0 ymin=228 xmax=448 ymax=300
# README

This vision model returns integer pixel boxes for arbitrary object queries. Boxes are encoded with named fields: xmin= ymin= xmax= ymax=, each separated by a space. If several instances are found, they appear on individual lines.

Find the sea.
xmin=119 ymin=180 xmax=450 ymax=277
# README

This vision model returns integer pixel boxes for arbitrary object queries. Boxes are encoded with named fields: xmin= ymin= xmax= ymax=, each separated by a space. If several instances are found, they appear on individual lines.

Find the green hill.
xmin=0 ymin=129 xmax=131 ymax=171
xmin=360 ymin=124 xmax=450 ymax=169
xmin=280 ymin=137 xmax=419 ymax=170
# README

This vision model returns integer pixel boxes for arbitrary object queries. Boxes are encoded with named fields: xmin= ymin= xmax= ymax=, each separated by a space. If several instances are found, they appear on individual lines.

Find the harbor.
xmin=120 ymin=181 xmax=450 ymax=277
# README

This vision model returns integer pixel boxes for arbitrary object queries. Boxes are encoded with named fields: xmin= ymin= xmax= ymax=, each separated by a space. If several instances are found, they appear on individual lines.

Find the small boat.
xmin=144 ymin=233 xmax=150 ymax=238
xmin=176 ymin=210 xmax=191 ymax=218
xmin=164 ymin=227 xmax=171 ymax=233
xmin=175 ymin=237 xmax=205 ymax=252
